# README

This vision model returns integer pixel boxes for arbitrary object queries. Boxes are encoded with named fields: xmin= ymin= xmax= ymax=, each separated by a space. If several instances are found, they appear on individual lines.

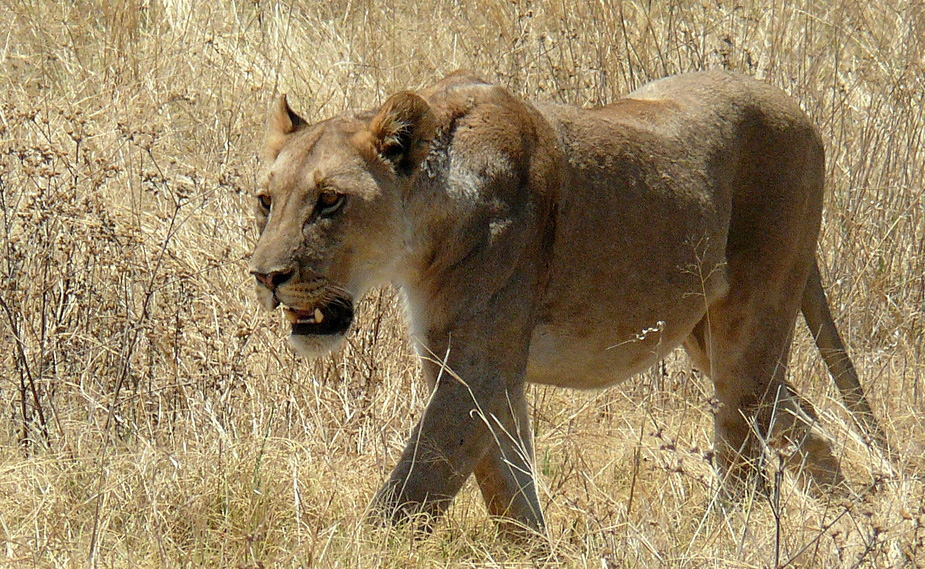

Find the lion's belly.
xmin=526 ymin=243 xmax=729 ymax=389
xmin=525 ymin=328 xmax=658 ymax=388
xmin=525 ymin=306 xmax=703 ymax=389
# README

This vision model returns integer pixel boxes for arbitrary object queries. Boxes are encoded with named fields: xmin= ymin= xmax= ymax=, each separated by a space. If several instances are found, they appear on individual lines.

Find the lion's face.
xmin=249 ymin=93 xmax=433 ymax=356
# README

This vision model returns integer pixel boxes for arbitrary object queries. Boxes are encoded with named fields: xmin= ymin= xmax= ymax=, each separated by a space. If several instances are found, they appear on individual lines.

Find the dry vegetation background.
xmin=0 ymin=0 xmax=923 ymax=567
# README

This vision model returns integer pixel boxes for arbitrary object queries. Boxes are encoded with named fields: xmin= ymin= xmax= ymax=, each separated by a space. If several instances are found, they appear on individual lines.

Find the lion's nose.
xmin=251 ymin=267 xmax=295 ymax=290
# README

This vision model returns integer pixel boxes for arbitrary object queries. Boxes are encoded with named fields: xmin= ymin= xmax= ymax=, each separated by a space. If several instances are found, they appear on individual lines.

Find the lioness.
xmin=249 ymin=70 xmax=886 ymax=535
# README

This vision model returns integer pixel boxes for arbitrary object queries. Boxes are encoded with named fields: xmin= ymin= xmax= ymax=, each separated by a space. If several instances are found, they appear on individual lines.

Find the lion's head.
xmin=249 ymin=92 xmax=435 ymax=356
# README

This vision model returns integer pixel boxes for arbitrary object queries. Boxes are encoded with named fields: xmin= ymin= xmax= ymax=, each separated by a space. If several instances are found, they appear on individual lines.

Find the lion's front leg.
xmin=473 ymin=381 xmax=545 ymax=536
xmin=369 ymin=380 xmax=489 ymax=526
xmin=370 ymin=365 xmax=543 ymax=534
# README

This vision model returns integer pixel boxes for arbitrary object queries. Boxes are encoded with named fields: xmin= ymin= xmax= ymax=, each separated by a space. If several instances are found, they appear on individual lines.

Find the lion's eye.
xmin=317 ymin=190 xmax=345 ymax=216
xmin=257 ymin=193 xmax=272 ymax=213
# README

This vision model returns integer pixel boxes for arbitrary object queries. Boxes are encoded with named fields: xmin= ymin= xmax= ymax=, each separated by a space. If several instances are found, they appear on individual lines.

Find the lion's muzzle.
xmin=250 ymin=265 xmax=355 ymax=354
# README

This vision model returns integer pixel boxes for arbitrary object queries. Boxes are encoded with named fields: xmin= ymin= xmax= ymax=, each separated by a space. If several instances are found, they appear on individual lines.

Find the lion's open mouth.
xmin=283 ymin=298 xmax=354 ymax=337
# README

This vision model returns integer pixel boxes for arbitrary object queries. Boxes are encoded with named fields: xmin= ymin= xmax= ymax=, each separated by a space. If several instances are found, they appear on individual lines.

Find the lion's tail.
xmin=801 ymin=259 xmax=891 ymax=454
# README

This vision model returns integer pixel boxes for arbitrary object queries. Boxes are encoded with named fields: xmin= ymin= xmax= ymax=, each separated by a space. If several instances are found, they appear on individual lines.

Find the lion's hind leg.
xmin=686 ymin=293 xmax=848 ymax=499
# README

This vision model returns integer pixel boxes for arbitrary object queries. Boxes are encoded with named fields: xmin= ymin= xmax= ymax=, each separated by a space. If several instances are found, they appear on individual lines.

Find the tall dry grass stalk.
xmin=0 ymin=0 xmax=922 ymax=567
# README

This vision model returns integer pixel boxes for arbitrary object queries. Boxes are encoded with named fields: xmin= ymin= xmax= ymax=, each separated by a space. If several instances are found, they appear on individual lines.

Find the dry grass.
xmin=1 ymin=0 xmax=923 ymax=567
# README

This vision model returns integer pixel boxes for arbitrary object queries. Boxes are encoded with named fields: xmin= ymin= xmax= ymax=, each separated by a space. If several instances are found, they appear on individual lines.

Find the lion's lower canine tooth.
xmin=314 ymin=308 xmax=324 ymax=323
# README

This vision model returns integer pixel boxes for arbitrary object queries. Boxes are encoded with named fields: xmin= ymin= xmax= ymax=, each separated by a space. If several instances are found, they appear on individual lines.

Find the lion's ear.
xmin=369 ymin=92 xmax=435 ymax=176
xmin=265 ymin=94 xmax=306 ymax=160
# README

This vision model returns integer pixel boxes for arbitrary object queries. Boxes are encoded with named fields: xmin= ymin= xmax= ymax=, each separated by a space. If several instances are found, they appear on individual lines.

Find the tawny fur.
xmin=249 ymin=70 xmax=886 ymax=536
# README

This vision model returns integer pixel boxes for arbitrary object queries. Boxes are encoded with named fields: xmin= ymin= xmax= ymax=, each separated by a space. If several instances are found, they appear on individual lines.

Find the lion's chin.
xmin=287 ymin=332 xmax=346 ymax=358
